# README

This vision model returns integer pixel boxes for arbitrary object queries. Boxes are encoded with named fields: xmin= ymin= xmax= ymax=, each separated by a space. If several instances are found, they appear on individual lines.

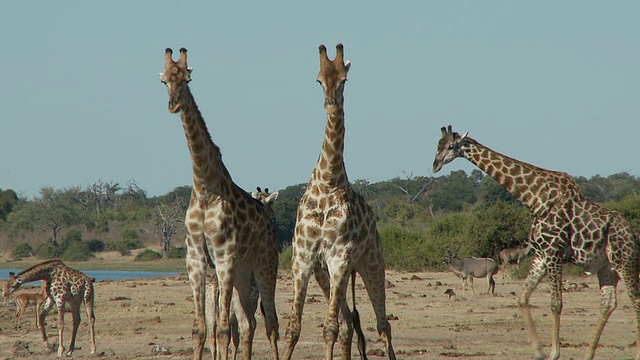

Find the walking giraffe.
xmin=7 ymin=260 xmax=96 ymax=358
xmin=432 ymin=125 xmax=640 ymax=360
xmin=160 ymin=48 xmax=279 ymax=360
xmin=283 ymin=44 xmax=396 ymax=360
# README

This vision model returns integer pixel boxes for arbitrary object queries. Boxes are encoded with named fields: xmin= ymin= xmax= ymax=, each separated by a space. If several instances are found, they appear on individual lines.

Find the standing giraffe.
xmin=160 ymin=48 xmax=279 ymax=360
xmin=205 ymin=186 xmax=279 ymax=360
xmin=6 ymin=260 xmax=96 ymax=358
xmin=432 ymin=125 xmax=640 ymax=360
xmin=283 ymin=44 xmax=396 ymax=360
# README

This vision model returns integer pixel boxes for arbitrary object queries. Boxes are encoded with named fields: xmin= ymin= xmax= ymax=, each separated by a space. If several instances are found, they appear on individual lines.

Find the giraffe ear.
xmin=187 ymin=67 xmax=193 ymax=73
xmin=264 ymin=191 xmax=279 ymax=204
xmin=460 ymin=132 xmax=469 ymax=140
xmin=251 ymin=191 xmax=259 ymax=200
xmin=344 ymin=60 xmax=351 ymax=72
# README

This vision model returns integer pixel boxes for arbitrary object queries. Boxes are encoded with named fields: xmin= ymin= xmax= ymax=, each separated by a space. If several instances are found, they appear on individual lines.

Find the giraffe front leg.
xmin=314 ymin=263 xmax=353 ymax=360
xmin=214 ymin=256 xmax=236 ymax=360
xmin=66 ymin=303 xmax=81 ymax=356
xmin=38 ymin=296 xmax=53 ymax=352
xmin=547 ymin=262 xmax=563 ymax=360
xmin=323 ymin=266 xmax=350 ymax=360
xmin=186 ymin=244 xmax=208 ymax=360
xmin=283 ymin=256 xmax=314 ymax=360
xmin=518 ymin=255 xmax=547 ymax=360
xmin=56 ymin=302 xmax=66 ymax=358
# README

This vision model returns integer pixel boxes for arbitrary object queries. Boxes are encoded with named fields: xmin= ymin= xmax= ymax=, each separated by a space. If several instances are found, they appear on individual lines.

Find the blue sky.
xmin=1 ymin=2 xmax=638 ymax=199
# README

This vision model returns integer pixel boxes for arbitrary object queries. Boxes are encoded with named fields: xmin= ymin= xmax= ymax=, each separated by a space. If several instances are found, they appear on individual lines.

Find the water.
xmin=0 ymin=269 xmax=179 ymax=283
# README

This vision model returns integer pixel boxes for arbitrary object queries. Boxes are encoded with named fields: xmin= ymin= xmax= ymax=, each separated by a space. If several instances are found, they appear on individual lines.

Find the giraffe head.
xmin=317 ymin=44 xmax=351 ymax=114
xmin=6 ymin=272 xmax=22 ymax=295
xmin=160 ymin=47 xmax=193 ymax=113
xmin=251 ymin=186 xmax=279 ymax=207
xmin=432 ymin=125 xmax=469 ymax=173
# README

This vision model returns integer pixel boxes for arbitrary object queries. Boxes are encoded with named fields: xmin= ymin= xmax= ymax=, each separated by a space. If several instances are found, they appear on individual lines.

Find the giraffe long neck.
xmin=17 ymin=260 xmax=60 ymax=283
xmin=179 ymin=88 xmax=234 ymax=198
xmin=461 ymin=138 xmax=567 ymax=216
xmin=313 ymin=110 xmax=349 ymax=189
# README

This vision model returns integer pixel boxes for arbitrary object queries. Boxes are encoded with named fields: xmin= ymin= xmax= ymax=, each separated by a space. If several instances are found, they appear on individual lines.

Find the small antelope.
xmin=15 ymin=289 xmax=47 ymax=328
xmin=499 ymin=246 xmax=530 ymax=278
xmin=444 ymin=249 xmax=499 ymax=295
xmin=0 ymin=279 xmax=9 ymax=306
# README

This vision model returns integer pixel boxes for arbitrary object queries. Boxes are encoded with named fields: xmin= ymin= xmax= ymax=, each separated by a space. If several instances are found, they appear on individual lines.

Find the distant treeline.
xmin=1 ymin=171 xmax=638 ymax=271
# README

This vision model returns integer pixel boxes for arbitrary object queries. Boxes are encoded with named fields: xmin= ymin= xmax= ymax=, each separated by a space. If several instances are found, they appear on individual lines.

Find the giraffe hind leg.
xmin=356 ymin=262 xmax=396 ymax=360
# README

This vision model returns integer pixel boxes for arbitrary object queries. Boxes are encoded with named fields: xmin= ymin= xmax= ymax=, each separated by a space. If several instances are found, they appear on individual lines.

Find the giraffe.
xmin=432 ymin=125 xmax=640 ymax=360
xmin=283 ymin=44 xmax=396 ymax=360
xmin=205 ymin=186 xmax=279 ymax=360
xmin=160 ymin=48 xmax=280 ymax=360
xmin=6 ymin=260 xmax=96 ymax=358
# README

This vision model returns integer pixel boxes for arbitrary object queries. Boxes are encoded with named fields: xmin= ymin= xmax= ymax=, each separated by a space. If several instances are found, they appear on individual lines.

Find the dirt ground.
xmin=0 ymin=269 xmax=638 ymax=360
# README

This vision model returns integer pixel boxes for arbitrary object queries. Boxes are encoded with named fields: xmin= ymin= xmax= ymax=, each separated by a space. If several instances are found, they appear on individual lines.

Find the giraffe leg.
xmin=283 ymin=256 xmax=314 ymax=360
xmin=582 ymin=266 xmax=619 ymax=359
xmin=205 ymin=274 xmax=218 ymax=360
xmin=186 ymin=237 xmax=208 ymax=360
xmin=251 ymin=250 xmax=279 ymax=360
xmin=314 ymin=263 xmax=354 ymax=360
xmin=322 ymin=260 xmax=351 ymax=360
xmin=56 ymin=301 xmax=66 ymax=357
xmin=518 ymin=255 xmax=547 ymax=360
xmin=66 ymin=302 xmax=81 ymax=356
xmin=357 ymin=259 xmax=395 ymax=360
xmin=85 ymin=292 xmax=97 ymax=355
xmin=618 ymin=266 xmax=640 ymax=360
xmin=39 ymin=296 xmax=54 ymax=352
xmin=214 ymin=255 xmax=238 ymax=360
xmin=546 ymin=262 xmax=563 ymax=360
xmin=231 ymin=264 xmax=256 ymax=360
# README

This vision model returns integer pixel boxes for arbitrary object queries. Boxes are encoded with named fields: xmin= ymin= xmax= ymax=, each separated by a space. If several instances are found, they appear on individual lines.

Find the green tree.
xmin=0 ymin=189 xmax=18 ymax=221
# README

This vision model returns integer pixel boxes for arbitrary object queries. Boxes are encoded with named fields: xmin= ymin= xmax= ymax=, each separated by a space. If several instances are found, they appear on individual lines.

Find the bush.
xmin=119 ymin=229 xmax=144 ymax=250
xmin=36 ymin=242 xmax=62 ymax=259
xmin=60 ymin=229 xmax=83 ymax=253
xmin=61 ymin=242 xmax=93 ymax=262
xmin=12 ymin=243 xmax=34 ymax=258
xmin=166 ymin=246 xmax=187 ymax=259
xmin=278 ymin=244 xmax=293 ymax=272
xmin=87 ymin=239 xmax=105 ymax=252
xmin=105 ymin=241 xmax=132 ymax=256
xmin=134 ymin=249 xmax=162 ymax=262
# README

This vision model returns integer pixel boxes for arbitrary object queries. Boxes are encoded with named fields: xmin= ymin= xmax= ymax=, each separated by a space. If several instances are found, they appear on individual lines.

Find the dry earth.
xmin=0 ymin=269 xmax=638 ymax=359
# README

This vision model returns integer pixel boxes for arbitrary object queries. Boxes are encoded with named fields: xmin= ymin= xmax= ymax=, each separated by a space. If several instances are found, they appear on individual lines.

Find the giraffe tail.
xmin=351 ymin=270 xmax=368 ymax=360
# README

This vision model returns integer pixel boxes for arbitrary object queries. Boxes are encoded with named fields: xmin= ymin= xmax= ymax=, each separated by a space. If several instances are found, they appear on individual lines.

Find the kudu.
xmin=499 ymin=246 xmax=530 ymax=279
xmin=443 ymin=249 xmax=499 ymax=295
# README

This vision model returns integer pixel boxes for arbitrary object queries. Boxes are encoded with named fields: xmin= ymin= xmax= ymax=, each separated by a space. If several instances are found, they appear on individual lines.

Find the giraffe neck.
xmin=313 ymin=110 xmax=349 ymax=189
xmin=16 ymin=259 xmax=61 ymax=282
xmin=179 ymin=88 xmax=234 ymax=198
xmin=461 ymin=138 xmax=562 ymax=215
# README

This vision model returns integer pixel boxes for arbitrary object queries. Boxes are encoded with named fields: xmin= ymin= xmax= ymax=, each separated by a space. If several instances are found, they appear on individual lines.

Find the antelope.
xmin=0 ymin=279 xmax=9 ymax=306
xmin=443 ymin=249 xmax=499 ymax=295
xmin=14 ymin=287 xmax=48 ymax=328
xmin=499 ymin=246 xmax=530 ymax=279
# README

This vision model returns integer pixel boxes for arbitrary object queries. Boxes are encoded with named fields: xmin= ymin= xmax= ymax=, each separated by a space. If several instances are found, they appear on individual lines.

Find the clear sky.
xmin=1 ymin=2 xmax=638 ymax=199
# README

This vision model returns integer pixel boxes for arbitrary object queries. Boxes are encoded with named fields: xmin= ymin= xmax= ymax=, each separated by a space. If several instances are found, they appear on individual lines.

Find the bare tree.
xmin=395 ymin=170 xmax=435 ymax=203
xmin=83 ymin=180 xmax=120 ymax=219
xmin=153 ymin=201 xmax=185 ymax=258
